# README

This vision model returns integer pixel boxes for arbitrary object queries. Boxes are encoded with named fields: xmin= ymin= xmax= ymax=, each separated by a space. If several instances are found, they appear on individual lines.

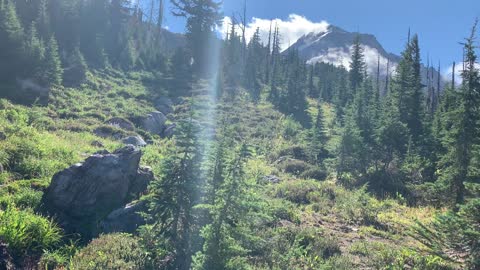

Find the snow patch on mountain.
xmin=307 ymin=45 xmax=397 ymax=76
xmin=218 ymin=14 xmax=330 ymax=51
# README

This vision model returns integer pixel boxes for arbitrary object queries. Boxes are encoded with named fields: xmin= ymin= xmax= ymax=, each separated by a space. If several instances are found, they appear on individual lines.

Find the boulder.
xmin=122 ymin=135 xmax=147 ymax=147
xmin=91 ymin=140 xmax=104 ymax=148
xmin=105 ymin=117 xmax=135 ymax=131
xmin=263 ymin=175 xmax=281 ymax=184
xmin=42 ymin=145 xmax=154 ymax=239
xmin=99 ymin=201 xmax=147 ymax=234
xmin=162 ymin=123 xmax=176 ymax=138
xmin=141 ymin=111 xmax=167 ymax=135
xmin=155 ymin=97 xmax=174 ymax=115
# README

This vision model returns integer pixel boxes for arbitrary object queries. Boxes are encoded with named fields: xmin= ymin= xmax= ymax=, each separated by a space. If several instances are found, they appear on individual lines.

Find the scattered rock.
xmin=140 ymin=111 xmax=167 ymax=135
xmin=99 ymin=201 xmax=147 ymax=234
xmin=122 ymin=135 xmax=147 ymax=147
xmin=340 ymin=225 xmax=358 ymax=233
xmin=105 ymin=117 xmax=135 ymax=131
xmin=42 ymin=145 xmax=154 ymax=239
xmin=93 ymin=125 xmax=127 ymax=140
xmin=263 ymin=175 xmax=281 ymax=184
xmin=155 ymin=97 xmax=174 ymax=115
xmin=162 ymin=123 xmax=176 ymax=138
xmin=0 ymin=242 xmax=14 ymax=270
xmin=90 ymin=140 xmax=104 ymax=148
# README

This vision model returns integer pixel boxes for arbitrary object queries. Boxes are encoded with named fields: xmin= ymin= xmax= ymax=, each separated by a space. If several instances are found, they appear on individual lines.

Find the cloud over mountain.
xmin=218 ymin=14 xmax=329 ymax=51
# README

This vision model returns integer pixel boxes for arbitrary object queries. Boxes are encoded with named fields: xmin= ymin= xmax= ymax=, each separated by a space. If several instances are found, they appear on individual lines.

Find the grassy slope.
xmin=0 ymin=70 xmax=456 ymax=269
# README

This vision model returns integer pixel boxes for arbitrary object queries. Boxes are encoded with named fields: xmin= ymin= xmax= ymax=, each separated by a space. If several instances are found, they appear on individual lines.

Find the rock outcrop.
xmin=105 ymin=117 xmax=135 ymax=131
xmin=42 ymin=145 xmax=153 ymax=239
xmin=122 ymin=135 xmax=147 ymax=147
xmin=99 ymin=200 xmax=147 ymax=234
xmin=140 ymin=111 xmax=167 ymax=135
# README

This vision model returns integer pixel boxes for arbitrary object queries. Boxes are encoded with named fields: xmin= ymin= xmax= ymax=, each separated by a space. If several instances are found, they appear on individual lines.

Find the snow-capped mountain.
xmin=285 ymin=25 xmax=443 ymax=89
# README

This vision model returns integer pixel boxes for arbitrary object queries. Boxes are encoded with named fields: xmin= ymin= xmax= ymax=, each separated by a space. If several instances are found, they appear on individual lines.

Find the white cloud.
xmin=307 ymin=45 xmax=397 ymax=76
xmin=442 ymin=62 xmax=480 ymax=85
xmin=217 ymin=14 xmax=330 ymax=51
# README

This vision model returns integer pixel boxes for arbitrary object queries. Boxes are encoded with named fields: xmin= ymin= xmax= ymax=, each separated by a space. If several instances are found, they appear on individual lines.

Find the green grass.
xmin=0 ymin=206 xmax=62 ymax=259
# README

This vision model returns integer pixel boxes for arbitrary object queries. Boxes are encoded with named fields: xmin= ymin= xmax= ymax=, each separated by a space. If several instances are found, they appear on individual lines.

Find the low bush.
xmin=300 ymin=167 xmax=327 ymax=181
xmin=274 ymin=180 xmax=320 ymax=204
xmin=275 ymin=145 xmax=309 ymax=161
xmin=278 ymin=159 xmax=310 ymax=176
xmin=70 ymin=233 xmax=148 ymax=270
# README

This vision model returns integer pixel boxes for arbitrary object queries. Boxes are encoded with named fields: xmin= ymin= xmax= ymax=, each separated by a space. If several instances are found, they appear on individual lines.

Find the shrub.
xmin=300 ymin=167 xmax=327 ymax=181
xmin=414 ymin=199 xmax=480 ymax=269
xmin=0 ymin=206 xmax=62 ymax=259
xmin=274 ymin=180 xmax=320 ymax=204
xmin=278 ymin=159 xmax=310 ymax=176
xmin=70 ymin=233 xmax=148 ymax=270
xmin=334 ymin=186 xmax=382 ymax=225
xmin=282 ymin=116 xmax=301 ymax=139
xmin=276 ymin=145 xmax=308 ymax=161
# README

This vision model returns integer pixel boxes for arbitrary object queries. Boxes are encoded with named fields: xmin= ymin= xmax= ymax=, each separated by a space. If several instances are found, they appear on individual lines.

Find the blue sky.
xmin=163 ymin=0 xmax=480 ymax=74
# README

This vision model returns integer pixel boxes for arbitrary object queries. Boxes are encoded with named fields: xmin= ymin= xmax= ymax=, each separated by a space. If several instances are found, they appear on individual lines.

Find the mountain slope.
xmin=286 ymin=25 xmax=443 ymax=90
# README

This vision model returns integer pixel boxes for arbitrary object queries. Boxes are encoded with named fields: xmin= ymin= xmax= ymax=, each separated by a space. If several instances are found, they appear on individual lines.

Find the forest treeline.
xmin=0 ymin=0 xmax=479 ymax=269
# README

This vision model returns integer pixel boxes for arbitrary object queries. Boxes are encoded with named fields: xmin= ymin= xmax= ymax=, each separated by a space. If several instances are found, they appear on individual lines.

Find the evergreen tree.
xmin=144 ymin=114 xmax=203 ymax=270
xmin=0 ymin=0 xmax=24 ymax=82
xmin=406 ymin=35 xmax=424 ymax=143
xmin=309 ymin=101 xmax=328 ymax=163
xmin=171 ymin=0 xmax=223 ymax=77
xmin=442 ymin=21 xmax=480 ymax=207
xmin=63 ymin=46 xmax=88 ymax=87
xmin=245 ymin=28 xmax=262 ymax=102
xmin=36 ymin=0 xmax=50 ymax=38
xmin=194 ymin=143 xmax=254 ymax=270
xmin=24 ymin=22 xmax=45 ymax=80
xmin=349 ymin=35 xmax=365 ymax=97
xmin=119 ymin=38 xmax=137 ymax=70
xmin=42 ymin=35 xmax=63 ymax=86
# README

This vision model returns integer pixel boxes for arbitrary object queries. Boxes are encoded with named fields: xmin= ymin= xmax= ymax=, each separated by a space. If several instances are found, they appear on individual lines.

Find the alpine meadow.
xmin=0 ymin=0 xmax=479 ymax=269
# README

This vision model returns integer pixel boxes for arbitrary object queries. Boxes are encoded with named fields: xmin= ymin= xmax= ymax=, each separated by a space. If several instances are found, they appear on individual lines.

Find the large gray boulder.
xmin=99 ymin=201 xmax=147 ymax=234
xmin=155 ymin=97 xmax=174 ymax=115
xmin=105 ymin=117 xmax=135 ymax=131
xmin=122 ymin=135 xmax=147 ymax=147
xmin=42 ymin=145 xmax=153 ymax=239
xmin=141 ymin=111 xmax=167 ymax=135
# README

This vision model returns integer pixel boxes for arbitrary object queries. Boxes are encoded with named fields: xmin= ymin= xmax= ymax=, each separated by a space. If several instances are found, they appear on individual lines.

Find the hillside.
xmin=0 ymin=1 xmax=479 ymax=270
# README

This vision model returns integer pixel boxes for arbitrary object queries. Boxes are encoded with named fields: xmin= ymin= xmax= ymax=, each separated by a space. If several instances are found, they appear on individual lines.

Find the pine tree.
xmin=309 ymin=101 xmax=328 ymax=163
xmin=119 ymin=38 xmax=137 ymax=70
xmin=24 ymin=23 xmax=45 ymax=80
xmin=0 ymin=0 xmax=24 ymax=82
xmin=145 ymin=113 xmax=203 ymax=270
xmin=407 ymin=35 xmax=424 ymax=143
xmin=245 ymin=28 xmax=262 ymax=102
xmin=349 ymin=35 xmax=365 ymax=97
xmin=194 ymin=143 xmax=253 ymax=270
xmin=37 ymin=0 xmax=50 ymax=38
xmin=308 ymin=64 xmax=317 ymax=97
xmin=63 ymin=46 xmax=88 ymax=87
xmin=444 ymin=21 xmax=480 ymax=207
xmin=171 ymin=0 xmax=223 ymax=77
xmin=42 ymin=35 xmax=63 ymax=86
